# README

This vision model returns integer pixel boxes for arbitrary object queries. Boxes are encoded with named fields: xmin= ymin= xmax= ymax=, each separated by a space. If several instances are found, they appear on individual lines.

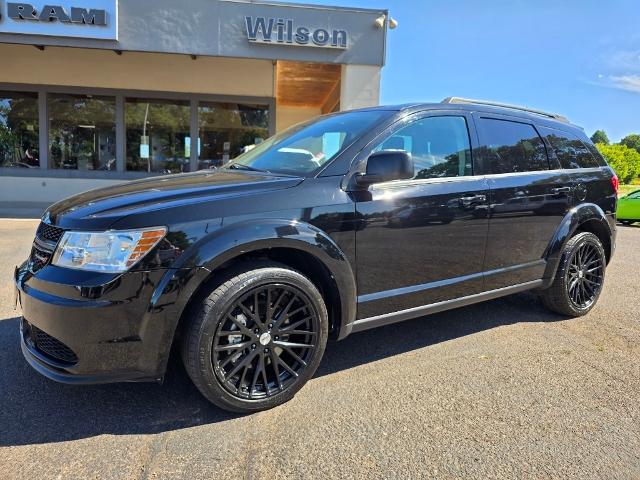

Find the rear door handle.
xmin=551 ymin=187 xmax=571 ymax=194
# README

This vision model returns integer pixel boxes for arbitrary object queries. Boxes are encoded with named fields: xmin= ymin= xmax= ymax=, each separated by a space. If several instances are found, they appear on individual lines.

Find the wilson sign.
xmin=245 ymin=16 xmax=348 ymax=49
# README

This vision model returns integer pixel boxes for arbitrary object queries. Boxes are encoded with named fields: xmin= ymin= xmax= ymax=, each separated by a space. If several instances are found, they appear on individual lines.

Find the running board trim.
xmin=351 ymin=280 xmax=544 ymax=333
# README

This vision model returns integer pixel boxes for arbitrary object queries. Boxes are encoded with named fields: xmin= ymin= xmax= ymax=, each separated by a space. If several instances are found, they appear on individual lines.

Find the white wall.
xmin=0 ymin=176 xmax=125 ymax=206
xmin=340 ymin=64 xmax=381 ymax=110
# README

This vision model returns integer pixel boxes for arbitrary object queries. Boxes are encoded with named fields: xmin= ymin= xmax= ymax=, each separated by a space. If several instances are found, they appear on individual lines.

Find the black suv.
xmin=15 ymin=98 xmax=618 ymax=413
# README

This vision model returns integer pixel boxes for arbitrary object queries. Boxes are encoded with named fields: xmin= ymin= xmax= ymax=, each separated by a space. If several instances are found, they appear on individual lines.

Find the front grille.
xmin=29 ymin=246 xmax=52 ymax=273
xmin=36 ymin=222 xmax=65 ymax=243
xmin=29 ymin=222 xmax=65 ymax=273
xmin=29 ymin=323 xmax=79 ymax=365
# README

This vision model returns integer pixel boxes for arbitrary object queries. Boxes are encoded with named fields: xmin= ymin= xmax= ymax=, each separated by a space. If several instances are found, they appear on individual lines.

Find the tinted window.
xmin=374 ymin=116 xmax=472 ymax=179
xmin=544 ymin=131 xmax=601 ymax=169
xmin=627 ymin=190 xmax=640 ymax=199
xmin=477 ymin=118 xmax=549 ymax=174
xmin=584 ymin=143 xmax=607 ymax=166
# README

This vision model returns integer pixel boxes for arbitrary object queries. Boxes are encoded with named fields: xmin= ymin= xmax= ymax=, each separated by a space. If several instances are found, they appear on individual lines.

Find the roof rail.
xmin=441 ymin=97 xmax=570 ymax=123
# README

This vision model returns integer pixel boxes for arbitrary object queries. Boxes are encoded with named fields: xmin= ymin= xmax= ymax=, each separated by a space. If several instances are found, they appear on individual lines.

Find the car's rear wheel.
xmin=182 ymin=263 xmax=328 ymax=413
xmin=539 ymin=232 xmax=606 ymax=317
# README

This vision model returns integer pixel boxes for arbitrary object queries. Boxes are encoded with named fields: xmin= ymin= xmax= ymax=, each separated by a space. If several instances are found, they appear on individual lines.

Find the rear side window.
xmin=477 ymin=118 xmax=549 ymax=174
xmin=543 ymin=130 xmax=601 ymax=169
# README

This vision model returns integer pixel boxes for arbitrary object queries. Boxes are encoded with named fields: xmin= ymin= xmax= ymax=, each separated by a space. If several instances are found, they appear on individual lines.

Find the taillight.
xmin=611 ymin=174 xmax=619 ymax=195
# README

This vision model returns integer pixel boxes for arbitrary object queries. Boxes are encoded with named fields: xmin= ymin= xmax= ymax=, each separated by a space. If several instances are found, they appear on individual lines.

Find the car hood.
xmin=45 ymin=169 xmax=304 ymax=230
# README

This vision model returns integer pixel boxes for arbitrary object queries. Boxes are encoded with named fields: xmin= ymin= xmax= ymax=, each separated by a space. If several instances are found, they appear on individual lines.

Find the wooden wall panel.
xmin=276 ymin=61 xmax=341 ymax=110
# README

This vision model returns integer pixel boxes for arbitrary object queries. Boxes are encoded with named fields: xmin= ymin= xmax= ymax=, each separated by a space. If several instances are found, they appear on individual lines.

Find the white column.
xmin=340 ymin=65 xmax=381 ymax=111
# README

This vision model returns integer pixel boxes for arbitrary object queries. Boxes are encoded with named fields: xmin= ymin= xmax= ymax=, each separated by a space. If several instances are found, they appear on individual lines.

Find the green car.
xmin=618 ymin=189 xmax=640 ymax=225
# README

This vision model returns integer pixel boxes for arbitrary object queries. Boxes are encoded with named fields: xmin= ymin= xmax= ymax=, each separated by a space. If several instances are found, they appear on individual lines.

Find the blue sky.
xmin=286 ymin=0 xmax=640 ymax=142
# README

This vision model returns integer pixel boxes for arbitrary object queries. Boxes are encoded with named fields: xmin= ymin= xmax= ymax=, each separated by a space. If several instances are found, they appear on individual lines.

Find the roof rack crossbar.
xmin=441 ymin=97 xmax=570 ymax=123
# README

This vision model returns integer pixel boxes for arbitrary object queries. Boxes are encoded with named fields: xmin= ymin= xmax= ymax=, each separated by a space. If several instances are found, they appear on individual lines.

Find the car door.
xmin=353 ymin=112 xmax=490 ymax=319
xmin=473 ymin=114 xmax=573 ymax=290
xmin=617 ymin=189 xmax=640 ymax=221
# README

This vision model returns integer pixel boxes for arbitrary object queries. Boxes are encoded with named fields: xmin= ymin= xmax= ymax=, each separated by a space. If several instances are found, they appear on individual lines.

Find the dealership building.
xmin=0 ymin=0 xmax=389 ymax=215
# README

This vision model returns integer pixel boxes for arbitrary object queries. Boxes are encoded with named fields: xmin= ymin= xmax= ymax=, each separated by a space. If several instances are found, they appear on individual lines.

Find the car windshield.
xmin=225 ymin=110 xmax=390 ymax=176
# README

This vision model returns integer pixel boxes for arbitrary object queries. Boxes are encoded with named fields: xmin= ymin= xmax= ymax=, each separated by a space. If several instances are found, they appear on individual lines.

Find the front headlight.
xmin=51 ymin=227 xmax=167 ymax=273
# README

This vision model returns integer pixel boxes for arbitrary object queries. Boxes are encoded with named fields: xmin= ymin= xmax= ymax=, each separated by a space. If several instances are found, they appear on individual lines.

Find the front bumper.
xmin=15 ymin=261 xmax=184 ymax=384
xmin=20 ymin=320 xmax=154 ymax=384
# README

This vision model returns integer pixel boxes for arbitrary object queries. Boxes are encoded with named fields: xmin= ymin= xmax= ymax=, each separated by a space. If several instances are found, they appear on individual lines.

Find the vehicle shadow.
xmin=0 ymin=291 xmax=566 ymax=446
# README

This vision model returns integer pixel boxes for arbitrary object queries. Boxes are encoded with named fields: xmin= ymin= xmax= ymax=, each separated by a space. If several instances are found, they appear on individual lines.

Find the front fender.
xmin=149 ymin=219 xmax=357 ymax=373
xmin=542 ymin=203 xmax=613 ymax=285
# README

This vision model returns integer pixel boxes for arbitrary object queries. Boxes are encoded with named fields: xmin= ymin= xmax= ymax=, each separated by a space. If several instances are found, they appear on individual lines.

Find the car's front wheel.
xmin=539 ymin=232 xmax=606 ymax=317
xmin=182 ymin=263 xmax=328 ymax=413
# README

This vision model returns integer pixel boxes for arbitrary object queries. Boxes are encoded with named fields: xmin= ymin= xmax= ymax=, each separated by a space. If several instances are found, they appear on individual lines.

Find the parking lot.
xmin=0 ymin=219 xmax=639 ymax=479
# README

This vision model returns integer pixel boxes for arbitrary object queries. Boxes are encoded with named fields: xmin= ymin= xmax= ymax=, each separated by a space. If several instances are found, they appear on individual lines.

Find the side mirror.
xmin=355 ymin=150 xmax=413 ymax=187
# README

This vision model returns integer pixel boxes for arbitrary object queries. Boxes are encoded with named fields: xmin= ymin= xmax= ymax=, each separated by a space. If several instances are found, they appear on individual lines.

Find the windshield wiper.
xmin=228 ymin=163 xmax=266 ymax=173
xmin=226 ymin=163 xmax=298 ymax=177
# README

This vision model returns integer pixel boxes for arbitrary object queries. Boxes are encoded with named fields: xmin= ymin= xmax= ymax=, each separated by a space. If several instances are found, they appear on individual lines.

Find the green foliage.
xmin=0 ymin=97 xmax=39 ymax=166
xmin=620 ymin=134 xmax=640 ymax=153
xmin=0 ymin=122 xmax=18 ymax=164
xmin=618 ymin=184 xmax=638 ymax=197
xmin=596 ymin=143 xmax=640 ymax=183
xmin=590 ymin=130 xmax=609 ymax=145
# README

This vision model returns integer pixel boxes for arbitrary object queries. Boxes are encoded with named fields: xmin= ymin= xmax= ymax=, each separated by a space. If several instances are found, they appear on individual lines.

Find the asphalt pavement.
xmin=0 ymin=219 xmax=639 ymax=479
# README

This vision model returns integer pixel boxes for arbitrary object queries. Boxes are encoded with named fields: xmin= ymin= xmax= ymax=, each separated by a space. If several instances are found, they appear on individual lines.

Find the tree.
xmin=595 ymin=143 xmax=640 ymax=183
xmin=590 ymin=130 xmax=609 ymax=145
xmin=620 ymin=134 xmax=640 ymax=153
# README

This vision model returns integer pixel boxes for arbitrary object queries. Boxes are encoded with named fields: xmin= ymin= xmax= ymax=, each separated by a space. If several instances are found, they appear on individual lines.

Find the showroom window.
xmin=0 ymin=87 xmax=273 ymax=176
xmin=0 ymin=91 xmax=39 ymax=169
xmin=198 ymin=102 xmax=269 ymax=169
xmin=125 ymin=98 xmax=191 ymax=173
xmin=48 ymin=93 xmax=117 ymax=170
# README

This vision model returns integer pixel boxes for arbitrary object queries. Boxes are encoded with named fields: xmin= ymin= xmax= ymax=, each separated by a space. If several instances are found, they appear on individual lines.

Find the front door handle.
xmin=551 ymin=186 xmax=571 ymax=194
xmin=460 ymin=194 xmax=487 ymax=202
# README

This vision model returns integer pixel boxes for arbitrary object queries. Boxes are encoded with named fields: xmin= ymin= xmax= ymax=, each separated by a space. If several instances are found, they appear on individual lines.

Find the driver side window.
xmin=373 ymin=116 xmax=473 ymax=179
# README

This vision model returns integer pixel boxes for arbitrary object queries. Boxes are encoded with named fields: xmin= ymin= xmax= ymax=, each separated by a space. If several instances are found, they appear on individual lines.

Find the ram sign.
xmin=0 ymin=0 xmax=117 ymax=40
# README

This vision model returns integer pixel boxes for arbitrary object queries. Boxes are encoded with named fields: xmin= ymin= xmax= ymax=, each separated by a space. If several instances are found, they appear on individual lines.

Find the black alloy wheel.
xmin=182 ymin=263 xmax=328 ymax=412
xmin=212 ymin=284 xmax=319 ymax=400
xmin=539 ymin=232 xmax=606 ymax=317
xmin=565 ymin=241 xmax=604 ymax=310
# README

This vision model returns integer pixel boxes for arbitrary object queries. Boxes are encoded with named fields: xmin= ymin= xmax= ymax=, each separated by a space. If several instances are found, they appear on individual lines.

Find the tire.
xmin=620 ymin=220 xmax=633 ymax=226
xmin=181 ymin=262 xmax=328 ymax=413
xmin=539 ymin=232 xmax=606 ymax=317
